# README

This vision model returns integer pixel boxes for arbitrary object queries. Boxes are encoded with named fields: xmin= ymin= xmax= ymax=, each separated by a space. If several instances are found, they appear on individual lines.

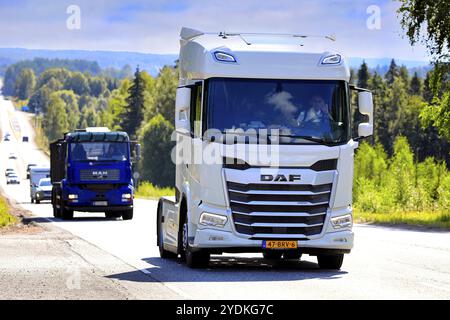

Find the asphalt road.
xmin=1 ymin=92 xmax=450 ymax=299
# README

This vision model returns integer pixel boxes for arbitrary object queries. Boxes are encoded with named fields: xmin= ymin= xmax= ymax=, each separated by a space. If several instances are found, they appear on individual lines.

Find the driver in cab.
xmin=297 ymin=95 xmax=333 ymax=126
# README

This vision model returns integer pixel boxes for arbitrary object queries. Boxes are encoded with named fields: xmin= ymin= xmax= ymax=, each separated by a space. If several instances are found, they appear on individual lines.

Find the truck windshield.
xmin=70 ymin=142 xmax=129 ymax=162
xmin=205 ymin=78 xmax=350 ymax=144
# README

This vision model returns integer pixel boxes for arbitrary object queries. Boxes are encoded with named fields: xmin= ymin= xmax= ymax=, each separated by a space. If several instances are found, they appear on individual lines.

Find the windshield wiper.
xmin=271 ymin=134 xmax=339 ymax=146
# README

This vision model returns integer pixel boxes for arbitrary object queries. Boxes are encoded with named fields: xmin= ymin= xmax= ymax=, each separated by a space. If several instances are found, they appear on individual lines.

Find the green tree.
xmin=385 ymin=59 xmax=399 ymax=85
xmin=139 ymin=114 xmax=175 ymax=187
xmin=146 ymin=66 xmax=178 ymax=123
xmin=121 ymin=67 xmax=146 ymax=138
xmin=28 ymin=85 xmax=51 ymax=113
xmin=88 ymin=77 xmax=108 ymax=97
xmin=14 ymin=68 xmax=36 ymax=100
xmin=398 ymin=0 xmax=450 ymax=140
xmin=54 ymin=90 xmax=80 ymax=131
xmin=65 ymin=72 xmax=90 ymax=95
xmin=43 ymin=93 xmax=69 ymax=141
xmin=357 ymin=61 xmax=370 ymax=88
xmin=410 ymin=71 xmax=422 ymax=95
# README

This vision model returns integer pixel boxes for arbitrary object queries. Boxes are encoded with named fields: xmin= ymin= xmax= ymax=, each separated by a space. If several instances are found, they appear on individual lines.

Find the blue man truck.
xmin=50 ymin=127 xmax=140 ymax=220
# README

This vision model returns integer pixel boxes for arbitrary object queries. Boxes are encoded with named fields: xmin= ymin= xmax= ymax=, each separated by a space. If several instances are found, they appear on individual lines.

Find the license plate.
xmin=263 ymin=240 xmax=298 ymax=250
xmin=93 ymin=201 xmax=107 ymax=206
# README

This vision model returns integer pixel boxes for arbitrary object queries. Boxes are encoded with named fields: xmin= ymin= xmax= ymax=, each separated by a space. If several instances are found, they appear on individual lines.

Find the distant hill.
xmin=0 ymin=47 xmax=431 ymax=77
xmin=0 ymin=48 xmax=178 ymax=77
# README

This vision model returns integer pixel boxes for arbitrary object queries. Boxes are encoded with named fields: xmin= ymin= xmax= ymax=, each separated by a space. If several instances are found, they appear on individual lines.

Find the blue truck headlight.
xmin=68 ymin=194 xmax=78 ymax=199
xmin=199 ymin=212 xmax=228 ymax=227
xmin=330 ymin=214 xmax=352 ymax=229
xmin=122 ymin=193 xmax=132 ymax=202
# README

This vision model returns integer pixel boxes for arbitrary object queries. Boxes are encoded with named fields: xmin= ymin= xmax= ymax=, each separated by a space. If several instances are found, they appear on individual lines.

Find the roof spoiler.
xmin=180 ymin=27 xmax=336 ymax=42
xmin=180 ymin=27 xmax=204 ymax=40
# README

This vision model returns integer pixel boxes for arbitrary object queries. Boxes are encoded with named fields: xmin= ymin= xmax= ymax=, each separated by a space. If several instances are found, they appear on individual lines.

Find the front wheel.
xmin=317 ymin=254 xmax=344 ymax=270
xmin=35 ymin=199 xmax=40 ymax=204
xmin=122 ymin=209 xmax=133 ymax=220
xmin=182 ymin=222 xmax=210 ymax=268
xmin=31 ymin=197 xmax=34 ymax=204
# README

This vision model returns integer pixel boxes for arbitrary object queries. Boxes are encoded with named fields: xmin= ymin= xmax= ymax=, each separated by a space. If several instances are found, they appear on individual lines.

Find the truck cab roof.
xmin=179 ymin=27 xmax=350 ymax=83
xmin=65 ymin=131 xmax=129 ymax=143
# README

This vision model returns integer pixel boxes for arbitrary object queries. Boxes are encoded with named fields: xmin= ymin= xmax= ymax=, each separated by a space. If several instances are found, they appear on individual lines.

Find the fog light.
xmin=199 ymin=212 xmax=227 ymax=227
xmin=330 ymin=214 xmax=352 ymax=229
xmin=68 ymin=194 xmax=78 ymax=200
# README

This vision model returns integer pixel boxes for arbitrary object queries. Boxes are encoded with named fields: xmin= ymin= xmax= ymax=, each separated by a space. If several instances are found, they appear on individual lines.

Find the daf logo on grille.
xmin=260 ymin=174 xmax=301 ymax=182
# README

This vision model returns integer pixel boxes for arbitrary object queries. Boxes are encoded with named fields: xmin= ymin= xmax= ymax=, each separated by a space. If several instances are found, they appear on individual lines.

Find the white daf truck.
xmin=157 ymin=27 xmax=373 ymax=269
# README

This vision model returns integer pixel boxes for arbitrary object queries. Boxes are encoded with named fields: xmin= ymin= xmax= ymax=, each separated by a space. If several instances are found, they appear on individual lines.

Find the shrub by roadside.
xmin=135 ymin=181 xmax=174 ymax=200
xmin=0 ymin=196 xmax=16 ymax=228
xmin=354 ymin=137 xmax=450 ymax=229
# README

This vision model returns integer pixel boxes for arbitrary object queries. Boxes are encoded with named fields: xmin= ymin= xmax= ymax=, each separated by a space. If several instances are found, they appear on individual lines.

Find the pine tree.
xmin=357 ymin=61 xmax=370 ymax=88
xmin=385 ymin=59 xmax=399 ymax=85
xmin=410 ymin=72 xmax=422 ymax=95
xmin=121 ymin=67 xmax=146 ymax=139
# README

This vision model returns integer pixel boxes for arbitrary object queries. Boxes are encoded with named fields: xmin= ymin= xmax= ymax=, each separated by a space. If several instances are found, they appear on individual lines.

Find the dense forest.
xmin=2 ymin=49 xmax=449 ymax=223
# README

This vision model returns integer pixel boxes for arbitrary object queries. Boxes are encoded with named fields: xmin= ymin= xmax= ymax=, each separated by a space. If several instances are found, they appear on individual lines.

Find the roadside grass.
xmin=354 ymin=208 xmax=450 ymax=229
xmin=135 ymin=182 xmax=175 ymax=200
xmin=33 ymin=116 xmax=50 ymax=154
xmin=0 ymin=196 xmax=16 ymax=228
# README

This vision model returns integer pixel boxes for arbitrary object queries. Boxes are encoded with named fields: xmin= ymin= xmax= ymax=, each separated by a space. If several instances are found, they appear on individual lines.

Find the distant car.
xmin=26 ymin=164 xmax=37 ymax=179
xmin=5 ymin=168 xmax=15 ymax=177
xmin=6 ymin=174 xmax=20 ymax=184
xmin=34 ymin=178 xmax=52 ymax=204
xmin=3 ymin=135 xmax=10 ymax=141
xmin=22 ymin=136 xmax=29 ymax=142
xmin=8 ymin=153 xmax=17 ymax=159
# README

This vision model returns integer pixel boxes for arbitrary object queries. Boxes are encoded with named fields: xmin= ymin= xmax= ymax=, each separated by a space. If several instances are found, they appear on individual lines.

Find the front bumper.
xmin=64 ymin=204 xmax=133 ymax=212
xmin=36 ymin=192 xmax=52 ymax=200
xmin=192 ymin=228 xmax=353 ymax=254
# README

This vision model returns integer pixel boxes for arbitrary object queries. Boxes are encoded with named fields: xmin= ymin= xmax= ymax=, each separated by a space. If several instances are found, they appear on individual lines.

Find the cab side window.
xmin=189 ymin=82 xmax=203 ymax=138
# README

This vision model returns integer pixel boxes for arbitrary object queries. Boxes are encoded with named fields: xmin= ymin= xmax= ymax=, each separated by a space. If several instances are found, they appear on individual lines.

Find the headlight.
xmin=122 ymin=193 xmax=132 ymax=199
xmin=199 ymin=212 xmax=228 ymax=227
xmin=68 ymin=194 xmax=78 ymax=200
xmin=330 ymin=214 xmax=352 ymax=229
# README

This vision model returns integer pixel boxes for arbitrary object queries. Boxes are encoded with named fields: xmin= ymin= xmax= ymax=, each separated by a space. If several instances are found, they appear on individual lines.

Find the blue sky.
xmin=0 ymin=0 xmax=430 ymax=61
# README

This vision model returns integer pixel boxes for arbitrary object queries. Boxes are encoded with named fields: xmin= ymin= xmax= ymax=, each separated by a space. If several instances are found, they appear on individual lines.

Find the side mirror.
xmin=175 ymin=87 xmax=191 ymax=134
xmin=357 ymin=91 xmax=373 ymax=138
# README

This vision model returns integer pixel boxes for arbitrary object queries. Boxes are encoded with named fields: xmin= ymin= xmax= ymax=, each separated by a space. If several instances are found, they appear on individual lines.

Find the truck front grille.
xmin=225 ymin=162 xmax=336 ymax=239
xmin=79 ymin=169 xmax=120 ymax=181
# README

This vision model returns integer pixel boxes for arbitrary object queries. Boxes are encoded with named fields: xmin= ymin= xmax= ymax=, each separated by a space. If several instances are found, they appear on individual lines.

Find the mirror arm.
xmin=349 ymin=84 xmax=371 ymax=92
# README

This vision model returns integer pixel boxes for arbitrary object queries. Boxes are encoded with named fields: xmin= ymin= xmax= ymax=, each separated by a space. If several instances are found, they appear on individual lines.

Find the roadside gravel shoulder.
xmin=0 ymin=195 xmax=181 ymax=300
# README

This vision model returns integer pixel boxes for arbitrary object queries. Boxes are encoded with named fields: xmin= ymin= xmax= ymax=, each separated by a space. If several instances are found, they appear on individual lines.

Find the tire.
xmin=31 ymin=197 xmax=34 ymax=204
xmin=35 ymin=199 xmax=40 ymax=204
xmin=157 ymin=204 xmax=177 ymax=259
xmin=182 ymin=220 xmax=209 ymax=268
xmin=53 ymin=205 xmax=59 ymax=218
xmin=60 ymin=198 xmax=73 ymax=220
xmin=122 ymin=209 xmax=133 ymax=220
xmin=263 ymin=250 xmax=283 ymax=260
xmin=283 ymin=251 xmax=302 ymax=260
xmin=317 ymin=254 xmax=344 ymax=270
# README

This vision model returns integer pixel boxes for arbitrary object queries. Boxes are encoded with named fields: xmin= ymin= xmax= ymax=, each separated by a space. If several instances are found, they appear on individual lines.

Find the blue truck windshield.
xmin=70 ymin=142 xmax=129 ymax=162
xmin=206 ymin=78 xmax=350 ymax=144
